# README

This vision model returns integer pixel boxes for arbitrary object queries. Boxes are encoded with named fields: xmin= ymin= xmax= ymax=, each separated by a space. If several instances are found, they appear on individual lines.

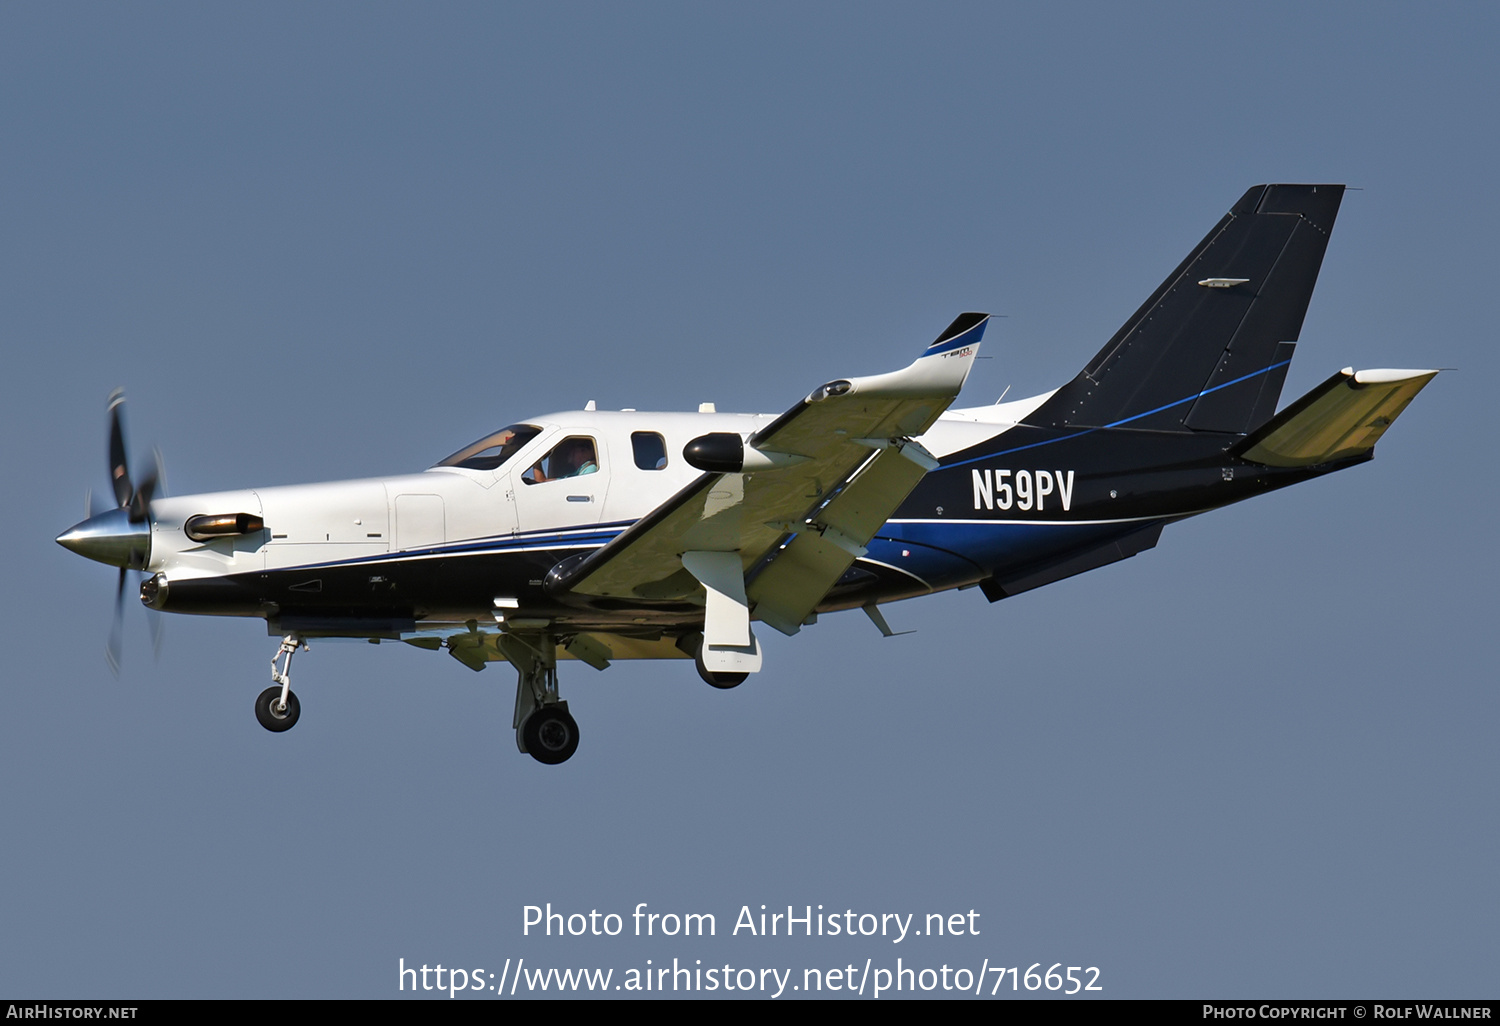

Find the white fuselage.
xmin=142 ymin=399 xmax=1049 ymax=589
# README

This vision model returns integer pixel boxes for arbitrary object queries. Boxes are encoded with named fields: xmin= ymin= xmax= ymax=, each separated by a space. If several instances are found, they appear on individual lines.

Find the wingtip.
xmin=924 ymin=312 xmax=989 ymax=356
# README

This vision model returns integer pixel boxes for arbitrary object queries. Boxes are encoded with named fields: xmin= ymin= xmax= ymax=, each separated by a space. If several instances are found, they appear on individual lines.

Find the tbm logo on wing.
xmin=971 ymin=469 xmax=1076 ymax=512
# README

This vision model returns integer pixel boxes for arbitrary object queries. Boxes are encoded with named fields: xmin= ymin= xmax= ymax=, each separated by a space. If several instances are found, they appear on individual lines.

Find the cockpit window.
xmin=435 ymin=424 xmax=543 ymax=471
xmin=522 ymin=436 xmax=599 ymax=484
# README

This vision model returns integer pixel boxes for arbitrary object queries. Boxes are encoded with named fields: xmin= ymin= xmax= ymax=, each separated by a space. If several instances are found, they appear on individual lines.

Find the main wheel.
xmin=255 ymin=686 xmax=301 ymax=732
xmin=695 ymin=645 xmax=747 ymax=689
xmin=522 ymin=705 xmax=579 ymax=765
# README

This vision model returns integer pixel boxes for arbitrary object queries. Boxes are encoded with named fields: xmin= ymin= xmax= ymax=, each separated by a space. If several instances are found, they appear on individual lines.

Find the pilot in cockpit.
xmin=527 ymin=437 xmax=597 ymax=484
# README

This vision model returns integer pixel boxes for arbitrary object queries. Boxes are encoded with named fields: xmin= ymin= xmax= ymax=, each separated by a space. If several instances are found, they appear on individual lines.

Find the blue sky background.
xmin=2 ymin=2 xmax=1495 ymax=999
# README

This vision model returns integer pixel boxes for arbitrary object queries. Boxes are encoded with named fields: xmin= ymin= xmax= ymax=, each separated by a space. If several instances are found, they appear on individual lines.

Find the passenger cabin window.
xmin=632 ymin=432 xmax=667 ymax=470
xmin=522 ymin=436 xmax=599 ymax=484
xmin=435 ymin=424 xmax=542 ymax=471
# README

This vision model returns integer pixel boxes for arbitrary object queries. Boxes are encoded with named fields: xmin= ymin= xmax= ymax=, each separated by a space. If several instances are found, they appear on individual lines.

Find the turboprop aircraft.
xmin=57 ymin=184 xmax=1437 ymax=764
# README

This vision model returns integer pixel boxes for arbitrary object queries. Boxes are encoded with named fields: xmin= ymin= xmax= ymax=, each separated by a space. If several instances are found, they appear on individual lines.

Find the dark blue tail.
xmin=1024 ymin=184 xmax=1345 ymax=435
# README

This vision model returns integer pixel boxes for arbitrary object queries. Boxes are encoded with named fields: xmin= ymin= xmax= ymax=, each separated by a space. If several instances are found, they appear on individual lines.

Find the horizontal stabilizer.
xmin=1235 ymin=368 xmax=1437 ymax=467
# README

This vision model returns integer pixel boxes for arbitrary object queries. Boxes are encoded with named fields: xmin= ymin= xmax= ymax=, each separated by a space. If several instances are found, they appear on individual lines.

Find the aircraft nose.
xmin=56 ymin=508 xmax=151 ymax=569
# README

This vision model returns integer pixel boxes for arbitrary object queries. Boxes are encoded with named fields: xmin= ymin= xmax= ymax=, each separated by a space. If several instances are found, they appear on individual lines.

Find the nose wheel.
xmin=255 ymin=686 xmax=301 ymax=731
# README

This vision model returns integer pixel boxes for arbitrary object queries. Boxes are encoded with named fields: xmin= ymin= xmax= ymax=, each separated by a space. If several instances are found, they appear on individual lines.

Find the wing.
xmin=546 ymin=313 xmax=988 ymax=671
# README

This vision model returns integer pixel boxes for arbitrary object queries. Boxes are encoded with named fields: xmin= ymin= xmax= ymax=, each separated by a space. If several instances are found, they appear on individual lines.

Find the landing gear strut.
xmin=499 ymin=631 xmax=581 ymax=765
xmin=256 ymin=635 xmax=305 ymax=732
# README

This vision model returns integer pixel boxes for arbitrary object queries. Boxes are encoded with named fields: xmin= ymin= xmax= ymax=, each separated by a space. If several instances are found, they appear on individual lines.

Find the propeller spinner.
xmin=56 ymin=389 xmax=166 ymax=672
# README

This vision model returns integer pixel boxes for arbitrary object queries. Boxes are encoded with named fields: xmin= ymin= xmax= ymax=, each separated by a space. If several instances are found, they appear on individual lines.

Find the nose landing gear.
xmin=256 ymin=635 xmax=305 ymax=732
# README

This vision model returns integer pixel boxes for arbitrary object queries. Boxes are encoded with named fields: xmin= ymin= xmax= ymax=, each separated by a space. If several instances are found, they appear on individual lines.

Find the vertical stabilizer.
xmin=1025 ymin=184 xmax=1345 ymax=434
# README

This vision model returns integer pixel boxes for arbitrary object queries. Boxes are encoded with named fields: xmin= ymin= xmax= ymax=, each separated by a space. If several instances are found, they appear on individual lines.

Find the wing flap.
xmin=748 ymin=439 xmax=936 ymax=634
xmin=1236 ymin=367 xmax=1437 ymax=467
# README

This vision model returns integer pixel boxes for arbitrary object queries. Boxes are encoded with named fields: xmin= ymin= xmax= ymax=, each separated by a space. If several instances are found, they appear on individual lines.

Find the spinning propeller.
xmin=57 ymin=389 xmax=166 ymax=673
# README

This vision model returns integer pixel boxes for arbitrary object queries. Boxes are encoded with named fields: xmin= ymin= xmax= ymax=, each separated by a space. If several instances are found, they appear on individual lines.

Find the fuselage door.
xmin=511 ymin=433 xmax=610 ymax=536
xmin=393 ymin=493 xmax=446 ymax=552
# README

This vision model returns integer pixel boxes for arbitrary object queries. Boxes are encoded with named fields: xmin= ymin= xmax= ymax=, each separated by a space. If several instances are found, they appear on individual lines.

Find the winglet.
xmin=924 ymin=311 xmax=989 ymax=356
xmin=827 ymin=312 xmax=988 ymax=401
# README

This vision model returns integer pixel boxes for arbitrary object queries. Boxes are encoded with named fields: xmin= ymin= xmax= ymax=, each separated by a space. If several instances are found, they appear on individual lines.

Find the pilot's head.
xmin=555 ymin=439 xmax=590 ymax=474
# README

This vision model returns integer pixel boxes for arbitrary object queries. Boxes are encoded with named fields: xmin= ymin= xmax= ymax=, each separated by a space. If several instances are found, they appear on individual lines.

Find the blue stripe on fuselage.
xmin=942 ymin=358 xmax=1292 ymax=470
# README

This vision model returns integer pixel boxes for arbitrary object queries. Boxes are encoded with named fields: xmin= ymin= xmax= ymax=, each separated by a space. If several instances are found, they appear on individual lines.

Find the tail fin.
xmin=1025 ymin=184 xmax=1345 ymax=433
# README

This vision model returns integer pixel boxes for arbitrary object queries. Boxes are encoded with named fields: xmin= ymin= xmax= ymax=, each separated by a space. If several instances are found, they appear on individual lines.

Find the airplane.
xmin=56 ymin=183 xmax=1437 ymax=765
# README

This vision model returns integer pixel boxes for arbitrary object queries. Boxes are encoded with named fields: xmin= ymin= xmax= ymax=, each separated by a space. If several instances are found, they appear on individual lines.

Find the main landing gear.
xmin=256 ymin=635 xmax=305 ymax=732
xmin=689 ymin=633 xmax=747 ymax=689
xmin=696 ymin=652 xmax=747 ymax=690
xmin=521 ymin=703 xmax=579 ymax=765
xmin=499 ymin=631 xmax=580 ymax=765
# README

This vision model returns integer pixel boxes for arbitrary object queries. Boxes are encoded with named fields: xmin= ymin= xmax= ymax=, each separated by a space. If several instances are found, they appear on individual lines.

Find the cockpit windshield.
xmin=434 ymin=424 xmax=543 ymax=471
